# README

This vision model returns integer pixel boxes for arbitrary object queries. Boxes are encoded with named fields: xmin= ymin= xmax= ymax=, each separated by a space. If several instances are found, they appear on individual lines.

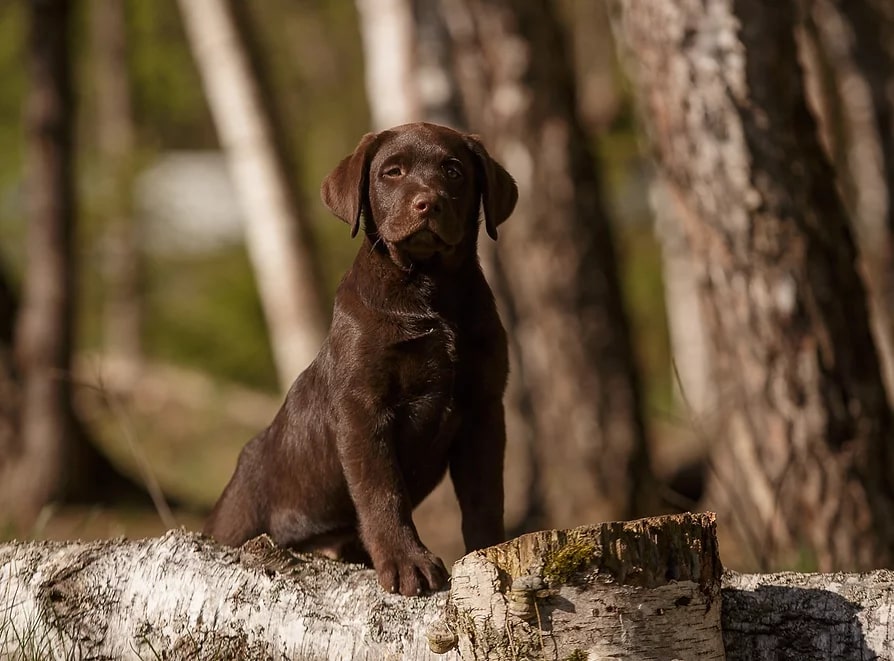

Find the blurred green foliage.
xmin=144 ymin=248 xmax=277 ymax=391
xmin=128 ymin=0 xmax=217 ymax=149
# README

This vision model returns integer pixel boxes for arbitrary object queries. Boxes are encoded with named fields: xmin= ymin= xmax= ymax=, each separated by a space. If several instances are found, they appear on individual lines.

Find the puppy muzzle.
xmin=398 ymin=228 xmax=457 ymax=259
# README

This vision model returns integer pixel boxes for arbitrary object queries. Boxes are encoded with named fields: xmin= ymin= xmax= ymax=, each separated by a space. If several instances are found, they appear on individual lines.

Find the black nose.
xmin=412 ymin=193 xmax=442 ymax=217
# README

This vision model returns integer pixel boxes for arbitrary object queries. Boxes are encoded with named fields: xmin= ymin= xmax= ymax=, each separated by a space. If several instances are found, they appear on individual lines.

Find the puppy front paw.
xmin=374 ymin=546 xmax=449 ymax=596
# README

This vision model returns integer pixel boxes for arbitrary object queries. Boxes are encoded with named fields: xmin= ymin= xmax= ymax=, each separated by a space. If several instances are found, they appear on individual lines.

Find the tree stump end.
xmin=446 ymin=512 xmax=724 ymax=659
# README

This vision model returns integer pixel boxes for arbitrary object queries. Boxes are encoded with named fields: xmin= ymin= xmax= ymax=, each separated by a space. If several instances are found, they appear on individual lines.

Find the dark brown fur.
xmin=204 ymin=122 xmax=518 ymax=596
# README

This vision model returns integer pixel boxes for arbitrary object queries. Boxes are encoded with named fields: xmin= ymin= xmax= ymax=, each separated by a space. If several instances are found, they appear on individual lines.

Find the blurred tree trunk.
xmin=559 ymin=0 xmax=623 ymax=134
xmin=800 ymin=0 xmax=894 ymax=406
xmin=442 ymin=0 xmax=656 ymax=526
xmin=830 ymin=0 xmax=894 ymax=274
xmin=355 ymin=0 xmax=419 ymax=130
xmin=177 ymin=0 xmax=328 ymax=392
xmin=92 ymin=0 xmax=143 ymax=387
xmin=410 ymin=0 xmax=465 ymax=128
xmin=613 ymin=0 xmax=894 ymax=570
xmin=0 ymin=0 xmax=78 ymax=524
xmin=0 ymin=0 xmax=158 ymax=529
xmin=0 ymin=263 xmax=18 ymax=476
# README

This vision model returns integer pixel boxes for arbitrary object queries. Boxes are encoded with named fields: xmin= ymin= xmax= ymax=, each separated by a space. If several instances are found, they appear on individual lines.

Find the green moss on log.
xmin=543 ymin=541 xmax=597 ymax=585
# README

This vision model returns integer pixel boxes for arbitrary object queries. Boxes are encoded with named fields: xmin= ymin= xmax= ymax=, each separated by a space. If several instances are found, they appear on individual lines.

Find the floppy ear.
xmin=464 ymin=135 xmax=518 ymax=240
xmin=320 ymin=132 xmax=378 ymax=237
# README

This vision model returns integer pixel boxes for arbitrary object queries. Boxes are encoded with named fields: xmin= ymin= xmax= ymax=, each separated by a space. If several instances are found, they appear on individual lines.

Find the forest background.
xmin=2 ymin=0 xmax=893 ymax=575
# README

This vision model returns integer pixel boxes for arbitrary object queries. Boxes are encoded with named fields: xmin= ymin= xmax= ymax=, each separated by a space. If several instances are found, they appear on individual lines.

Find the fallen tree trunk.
xmin=722 ymin=570 xmax=894 ymax=659
xmin=0 ymin=513 xmax=889 ymax=659
xmin=0 ymin=533 xmax=445 ymax=660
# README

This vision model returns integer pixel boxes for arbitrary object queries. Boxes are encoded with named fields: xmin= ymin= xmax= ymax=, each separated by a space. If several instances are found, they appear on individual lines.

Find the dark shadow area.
xmin=722 ymin=583 xmax=877 ymax=660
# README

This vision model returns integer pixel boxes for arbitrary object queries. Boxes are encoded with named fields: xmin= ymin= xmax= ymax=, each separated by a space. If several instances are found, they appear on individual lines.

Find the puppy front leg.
xmin=336 ymin=410 xmax=448 ymax=596
xmin=450 ymin=399 xmax=506 ymax=553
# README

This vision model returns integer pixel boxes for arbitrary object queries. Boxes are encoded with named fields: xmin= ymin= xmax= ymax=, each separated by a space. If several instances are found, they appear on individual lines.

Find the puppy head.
xmin=321 ymin=123 xmax=517 ymax=264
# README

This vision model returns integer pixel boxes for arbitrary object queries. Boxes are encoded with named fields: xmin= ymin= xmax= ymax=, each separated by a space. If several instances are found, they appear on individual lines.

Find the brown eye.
xmin=384 ymin=166 xmax=403 ymax=178
xmin=444 ymin=163 xmax=463 ymax=180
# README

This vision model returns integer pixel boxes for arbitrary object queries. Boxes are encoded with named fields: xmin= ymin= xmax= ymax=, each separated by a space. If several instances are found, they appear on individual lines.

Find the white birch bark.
xmin=447 ymin=513 xmax=724 ymax=660
xmin=355 ymin=0 xmax=420 ymax=130
xmin=0 ymin=532 xmax=449 ymax=661
xmin=176 ymin=0 xmax=327 ymax=391
xmin=723 ymin=570 xmax=894 ymax=659
xmin=0 ymin=514 xmax=727 ymax=660
xmin=5 ymin=512 xmax=894 ymax=659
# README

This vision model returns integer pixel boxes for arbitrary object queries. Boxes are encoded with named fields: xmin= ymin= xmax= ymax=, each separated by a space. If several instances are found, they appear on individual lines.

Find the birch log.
xmin=6 ymin=513 xmax=893 ymax=659
xmin=723 ymin=570 xmax=894 ymax=659
xmin=0 ymin=513 xmax=722 ymax=660
xmin=447 ymin=513 xmax=724 ymax=660
xmin=0 ymin=532 xmax=447 ymax=661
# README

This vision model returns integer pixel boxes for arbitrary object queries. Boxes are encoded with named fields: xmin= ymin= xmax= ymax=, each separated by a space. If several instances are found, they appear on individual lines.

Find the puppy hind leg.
xmin=204 ymin=478 xmax=263 ymax=546
xmin=204 ymin=436 xmax=267 ymax=546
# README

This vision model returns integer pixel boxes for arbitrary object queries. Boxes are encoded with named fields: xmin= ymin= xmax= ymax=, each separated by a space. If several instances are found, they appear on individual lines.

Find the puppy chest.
xmin=395 ymin=360 xmax=457 ymax=432
xmin=395 ymin=392 xmax=461 ymax=503
xmin=392 ymin=320 xmax=458 ymax=391
xmin=391 ymin=328 xmax=461 ymax=443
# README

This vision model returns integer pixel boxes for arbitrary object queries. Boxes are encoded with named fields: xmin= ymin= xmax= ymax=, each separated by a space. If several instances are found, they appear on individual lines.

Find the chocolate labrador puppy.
xmin=205 ymin=122 xmax=517 ymax=596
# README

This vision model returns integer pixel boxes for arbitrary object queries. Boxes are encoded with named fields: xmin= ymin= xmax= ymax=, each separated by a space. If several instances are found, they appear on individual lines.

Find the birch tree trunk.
xmin=0 ymin=514 xmax=723 ymax=660
xmin=652 ymin=176 xmax=716 ymax=422
xmin=442 ymin=0 xmax=656 ymax=526
xmin=559 ymin=0 xmax=623 ymax=134
xmin=92 ymin=0 xmax=144 ymax=388
xmin=355 ymin=0 xmax=419 ymax=130
xmin=411 ymin=0 xmax=466 ymax=128
xmin=612 ymin=0 xmax=894 ymax=570
xmin=177 ymin=0 xmax=327 ymax=391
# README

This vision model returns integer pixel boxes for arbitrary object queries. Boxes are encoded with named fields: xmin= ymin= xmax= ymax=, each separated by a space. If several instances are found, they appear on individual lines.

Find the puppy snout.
xmin=412 ymin=193 xmax=443 ymax=218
